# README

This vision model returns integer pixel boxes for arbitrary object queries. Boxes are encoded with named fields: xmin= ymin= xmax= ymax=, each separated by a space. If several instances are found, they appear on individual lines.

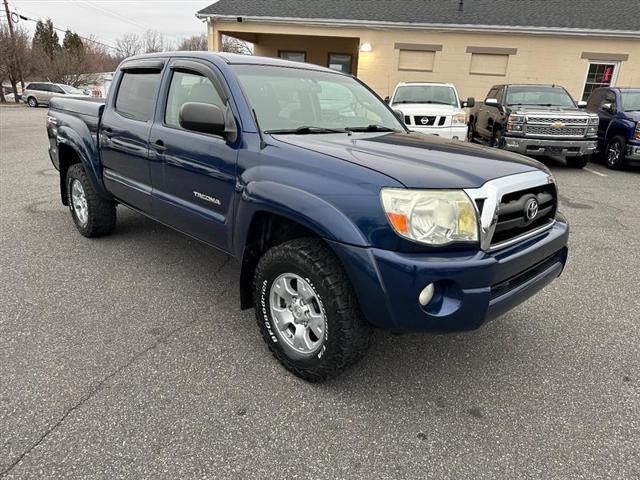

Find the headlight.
xmin=586 ymin=126 xmax=597 ymax=136
xmin=452 ymin=113 xmax=466 ymax=125
xmin=508 ymin=114 xmax=526 ymax=124
xmin=588 ymin=116 xmax=600 ymax=125
xmin=380 ymin=189 xmax=478 ymax=245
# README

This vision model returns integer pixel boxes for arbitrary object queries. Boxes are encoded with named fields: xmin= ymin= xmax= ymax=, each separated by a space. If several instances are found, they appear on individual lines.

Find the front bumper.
xmin=329 ymin=216 xmax=569 ymax=332
xmin=503 ymin=136 xmax=597 ymax=157
xmin=627 ymin=141 xmax=640 ymax=164
xmin=411 ymin=124 xmax=468 ymax=140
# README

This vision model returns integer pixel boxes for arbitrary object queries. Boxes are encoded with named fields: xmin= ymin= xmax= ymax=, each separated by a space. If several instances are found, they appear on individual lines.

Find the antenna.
xmin=252 ymin=109 xmax=266 ymax=149
xmin=458 ymin=0 xmax=464 ymax=12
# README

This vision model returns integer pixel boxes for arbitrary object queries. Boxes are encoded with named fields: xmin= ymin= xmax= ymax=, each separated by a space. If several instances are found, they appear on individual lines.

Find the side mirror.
xmin=484 ymin=98 xmax=500 ymax=109
xmin=393 ymin=109 xmax=405 ymax=124
xmin=601 ymin=103 xmax=614 ymax=113
xmin=577 ymin=100 xmax=588 ymax=108
xmin=463 ymin=97 xmax=475 ymax=108
xmin=384 ymin=96 xmax=391 ymax=104
xmin=179 ymin=102 xmax=226 ymax=136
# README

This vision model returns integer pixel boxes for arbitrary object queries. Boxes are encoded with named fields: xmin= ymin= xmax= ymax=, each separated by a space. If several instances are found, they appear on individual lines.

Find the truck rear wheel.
xmin=566 ymin=155 xmax=590 ymax=169
xmin=253 ymin=237 xmax=371 ymax=382
xmin=66 ymin=164 xmax=116 ymax=237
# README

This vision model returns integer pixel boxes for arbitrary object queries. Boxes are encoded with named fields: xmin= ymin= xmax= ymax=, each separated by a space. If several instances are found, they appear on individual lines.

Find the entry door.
xmin=101 ymin=66 xmax=163 ymax=213
xmin=582 ymin=62 xmax=619 ymax=101
xmin=149 ymin=60 xmax=238 ymax=252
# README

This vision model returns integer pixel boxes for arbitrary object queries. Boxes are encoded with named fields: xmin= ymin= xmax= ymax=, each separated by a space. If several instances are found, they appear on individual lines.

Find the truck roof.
xmin=121 ymin=51 xmax=344 ymax=74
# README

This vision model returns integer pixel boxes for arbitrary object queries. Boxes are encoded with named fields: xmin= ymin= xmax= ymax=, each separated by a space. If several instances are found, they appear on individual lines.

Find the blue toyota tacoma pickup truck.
xmin=47 ymin=52 xmax=569 ymax=381
xmin=585 ymin=87 xmax=640 ymax=169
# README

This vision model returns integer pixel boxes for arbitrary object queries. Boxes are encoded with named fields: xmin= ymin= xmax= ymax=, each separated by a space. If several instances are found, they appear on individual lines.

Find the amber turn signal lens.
xmin=387 ymin=213 xmax=408 ymax=233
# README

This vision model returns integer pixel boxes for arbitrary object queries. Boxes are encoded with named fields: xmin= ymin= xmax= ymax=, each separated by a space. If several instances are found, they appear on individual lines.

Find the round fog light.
xmin=418 ymin=283 xmax=435 ymax=306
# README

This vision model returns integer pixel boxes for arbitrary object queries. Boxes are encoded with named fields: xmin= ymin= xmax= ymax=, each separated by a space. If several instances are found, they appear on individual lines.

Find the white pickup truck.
xmin=386 ymin=82 xmax=474 ymax=140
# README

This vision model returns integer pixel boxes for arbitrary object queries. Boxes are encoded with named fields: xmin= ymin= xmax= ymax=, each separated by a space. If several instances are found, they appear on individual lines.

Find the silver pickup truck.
xmin=468 ymin=84 xmax=599 ymax=168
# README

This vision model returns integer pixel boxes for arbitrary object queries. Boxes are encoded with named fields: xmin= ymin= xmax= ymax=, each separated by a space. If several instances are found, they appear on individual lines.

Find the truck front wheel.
xmin=605 ymin=136 xmax=626 ymax=169
xmin=66 ymin=164 xmax=116 ymax=237
xmin=253 ymin=237 xmax=371 ymax=382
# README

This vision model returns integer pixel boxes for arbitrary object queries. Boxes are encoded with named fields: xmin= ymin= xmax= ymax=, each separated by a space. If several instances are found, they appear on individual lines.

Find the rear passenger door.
xmin=100 ymin=59 xmax=165 ymax=214
xmin=148 ymin=58 xmax=239 ymax=252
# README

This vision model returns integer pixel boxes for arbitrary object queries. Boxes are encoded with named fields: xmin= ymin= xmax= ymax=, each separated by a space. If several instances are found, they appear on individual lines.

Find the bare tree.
xmin=0 ymin=24 xmax=31 ymax=102
xmin=176 ymin=34 xmax=208 ymax=51
xmin=222 ymin=35 xmax=252 ymax=55
xmin=116 ymin=33 xmax=142 ymax=59
xmin=142 ymin=29 xmax=164 ymax=53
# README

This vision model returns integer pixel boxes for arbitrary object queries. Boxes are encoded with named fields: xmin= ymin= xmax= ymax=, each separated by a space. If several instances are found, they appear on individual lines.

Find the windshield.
xmin=621 ymin=91 xmax=640 ymax=111
xmin=506 ymin=86 xmax=576 ymax=107
xmin=392 ymin=85 xmax=458 ymax=106
xmin=232 ymin=64 xmax=404 ymax=133
xmin=59 ymin=84 xmax=85 ymax=95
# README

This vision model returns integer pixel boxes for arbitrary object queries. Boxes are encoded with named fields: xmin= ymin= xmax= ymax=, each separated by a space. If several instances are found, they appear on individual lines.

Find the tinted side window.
xmin=165 ymin=70 xmax=223 ymax=128
xmin=25 ymin=83 xmax=34 ymax=90
xmin=486 ymin=88 xmax=498 ymax=100
xmin=115 ymin=72 xmax=161 ymax=122
xmin=587 ymin=90 xmax=603 ymax=110
xmin=602 ymin=90 xmax=617 ymax=110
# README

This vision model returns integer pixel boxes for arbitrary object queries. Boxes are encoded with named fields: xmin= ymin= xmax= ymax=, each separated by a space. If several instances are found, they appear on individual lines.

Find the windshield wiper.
xmin=264 ymin=126 xmax=347 ymax=135
xmin=345 ymin=125 xmax=398 ymax=133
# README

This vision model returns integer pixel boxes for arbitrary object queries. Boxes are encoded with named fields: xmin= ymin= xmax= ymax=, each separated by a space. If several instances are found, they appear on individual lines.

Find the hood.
xmin=392 ymin=103 xmax=460 ymax=115
xmin=273 ymin=132 xmax=546 ymax=189
xmin=624 ymin=110 xmax=640 ymax=122
xmin=512 ymin=105 xmax=594 ymax=116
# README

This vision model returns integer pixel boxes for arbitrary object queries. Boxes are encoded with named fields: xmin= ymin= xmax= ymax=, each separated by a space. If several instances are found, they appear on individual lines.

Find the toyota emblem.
xmin=525 ymin=198 xmax=539 ymax=221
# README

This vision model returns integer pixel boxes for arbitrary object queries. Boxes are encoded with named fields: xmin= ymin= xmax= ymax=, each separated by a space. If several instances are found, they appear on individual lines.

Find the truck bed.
xmin=49 ymin=96 xmax=105 ymax=117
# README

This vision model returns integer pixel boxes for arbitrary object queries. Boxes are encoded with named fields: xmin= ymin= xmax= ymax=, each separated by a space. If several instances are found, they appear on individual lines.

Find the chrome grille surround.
xmin=523 ymin=114 xmax=590 ymax=138
xmin=464 ymin=170 xmax=556 ymax=251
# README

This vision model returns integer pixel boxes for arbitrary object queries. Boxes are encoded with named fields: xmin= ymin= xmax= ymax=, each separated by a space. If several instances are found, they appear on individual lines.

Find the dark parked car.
xmin=46 ymin=52 xmax=569 ymax=381
xmin=468 ymin=84 xmax=600 ymax=168
xmin=586 ymin=87 xmax=640 ymax=169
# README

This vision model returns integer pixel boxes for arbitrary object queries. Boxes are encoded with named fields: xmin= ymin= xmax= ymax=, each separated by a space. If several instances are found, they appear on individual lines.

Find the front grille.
xmin=491 ymin=183 xmax=557 ymax=246
xmin=414 ymin=115 xmax=436 ymax=126
xmin=527 ymin=116 xmax=588 ymax=125
xmin=525 ymin=125 xmax=586 ymax=137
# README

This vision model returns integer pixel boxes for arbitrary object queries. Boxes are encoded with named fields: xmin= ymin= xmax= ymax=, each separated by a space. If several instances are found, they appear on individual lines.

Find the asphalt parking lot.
xmin=1 ymin=105 xmax=638 ymax=479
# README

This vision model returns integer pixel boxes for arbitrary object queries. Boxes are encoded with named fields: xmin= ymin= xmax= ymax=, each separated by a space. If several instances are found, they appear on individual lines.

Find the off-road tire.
xmin=253 ymin=237 xmax=372 ymax=382
xmin=566 ymin=155 xmax=590 ymax=169
xmin=66 ymin=164 xmax=116 ymax=237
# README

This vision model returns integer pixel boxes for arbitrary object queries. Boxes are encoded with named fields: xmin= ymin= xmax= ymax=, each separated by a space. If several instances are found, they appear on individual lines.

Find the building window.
xmin=582 ymin=62 xmax=618 ymax=101
xmin=469 ymin=53 xmax=509 ymax=76
xmin=327 ymin=53 xmax=352 ymax=73
xmin=279 ymin=51 xmax=306 ymax=62
xmin=398 ymin=50 xmax=435 ymax=72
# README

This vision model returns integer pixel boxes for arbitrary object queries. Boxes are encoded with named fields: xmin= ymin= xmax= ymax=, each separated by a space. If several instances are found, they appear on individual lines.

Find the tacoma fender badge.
xmin=193 ymin=191 xmax=221 ymax=206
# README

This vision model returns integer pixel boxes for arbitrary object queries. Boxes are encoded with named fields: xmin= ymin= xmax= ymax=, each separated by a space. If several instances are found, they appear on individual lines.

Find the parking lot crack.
xmin=0 ymin=255 xmax=233 ymax=478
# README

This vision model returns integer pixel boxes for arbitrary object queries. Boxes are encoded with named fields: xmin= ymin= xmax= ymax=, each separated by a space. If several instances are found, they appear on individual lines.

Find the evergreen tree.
xmin=63 ymin=30 xmax=84 ymax=55
xmin=32 ymin=19 xmax=60 ymax=58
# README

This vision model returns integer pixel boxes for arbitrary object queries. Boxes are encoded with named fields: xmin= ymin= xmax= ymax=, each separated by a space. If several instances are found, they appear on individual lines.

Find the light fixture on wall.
xmin=359 ymin=43 xmax=373 ymax=52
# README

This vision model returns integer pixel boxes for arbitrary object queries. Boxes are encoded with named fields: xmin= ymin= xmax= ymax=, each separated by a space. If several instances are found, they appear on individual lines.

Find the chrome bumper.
xmin=627 ymin=143 xmax=640 ymax=162
xmin=503 ymin=136 xmax=597 ymax=157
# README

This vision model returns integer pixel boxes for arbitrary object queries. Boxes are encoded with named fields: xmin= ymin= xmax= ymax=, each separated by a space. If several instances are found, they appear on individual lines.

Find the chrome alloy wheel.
xmin=70 ymin=179 xmax=89 ymax=226
xmin=607 ymin=140 xmax=621 ymax=167
xmin=269 ymin=273 xmax=326 ymax=355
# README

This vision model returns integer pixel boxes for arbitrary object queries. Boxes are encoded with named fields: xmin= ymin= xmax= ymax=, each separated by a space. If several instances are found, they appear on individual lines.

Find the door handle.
xmin=151 ymin=140 xmax=166 ymax=152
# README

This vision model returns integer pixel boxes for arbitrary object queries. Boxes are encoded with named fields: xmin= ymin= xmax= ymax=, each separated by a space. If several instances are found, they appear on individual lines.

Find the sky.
xmin=3 ymin=0 xmax=215 ymax=50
